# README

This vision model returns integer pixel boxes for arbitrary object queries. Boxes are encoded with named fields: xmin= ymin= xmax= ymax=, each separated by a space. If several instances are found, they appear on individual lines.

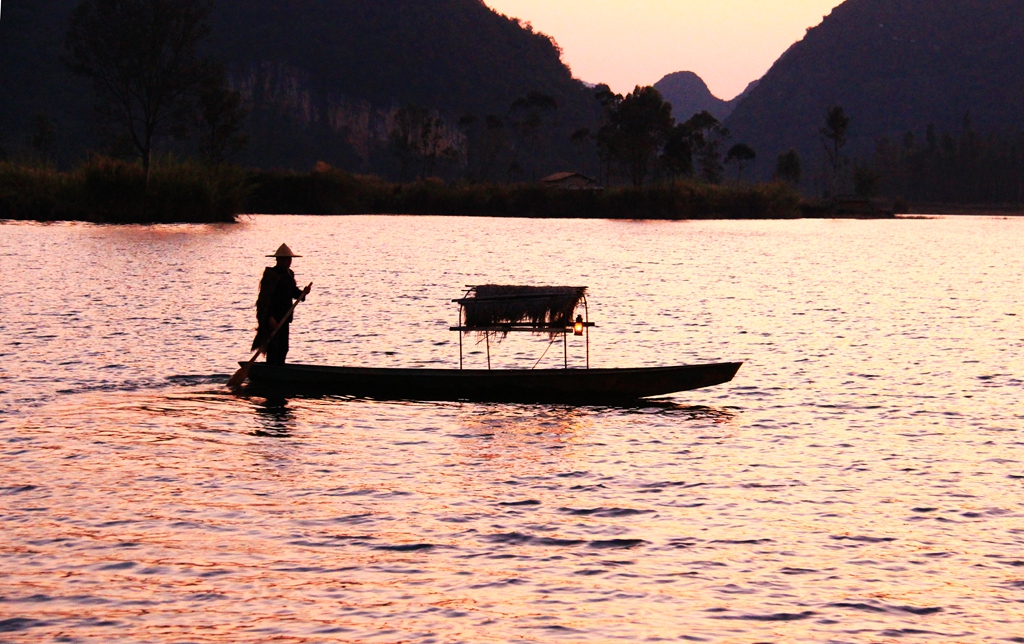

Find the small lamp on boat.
xmin=574 ymin=315 xmax=585 ymax=336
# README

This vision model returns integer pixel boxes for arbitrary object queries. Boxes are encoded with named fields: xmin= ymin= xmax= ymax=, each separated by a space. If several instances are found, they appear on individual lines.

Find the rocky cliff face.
xmin=725 ymin=0 xmax=1024 ymax=183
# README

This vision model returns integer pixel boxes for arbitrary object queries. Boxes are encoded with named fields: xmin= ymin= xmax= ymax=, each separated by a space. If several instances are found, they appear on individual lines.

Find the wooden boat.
xmin=243 ymin=361 xmax=743 ymax=403
xmin=239 ymin=285 xmax=742 ymax=403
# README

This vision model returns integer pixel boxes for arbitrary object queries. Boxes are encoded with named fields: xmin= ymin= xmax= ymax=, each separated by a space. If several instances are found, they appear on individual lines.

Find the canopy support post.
xmin=564 ymin=329 xmax=568 ymax=369
xmin=584 ymin=296 xmax=590 ymax=369
xmin=459 ymin=303 xmax=464 ymax=370
xmin=486 ymin=332 xmax=491 ymax=370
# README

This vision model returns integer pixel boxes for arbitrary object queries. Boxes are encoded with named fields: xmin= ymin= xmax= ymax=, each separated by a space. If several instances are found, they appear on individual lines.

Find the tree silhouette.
xmin=570 ymin=128 xmax=591 ymax=175
xmin=195 ymin=61 xmax=247 ymax=165
xmin=853 ymin=162 xmax=880 ymax=197
xmin=508 ymin=92 xmax=557 ymax=182
xmin=683 ymin=111 xmax=729 ymax=184
xmin=598 ymin=86 xmax=674 ymax=187
xmin=775 ymin=149 xmax=802 ymax=186
xmin=660 ymin=124 xmax=694 ymax=182
xmin=65 ymin=0 xmax=213 ymax=183
xmin=593 ymin=85 xmax=621 ymax=186
xmin=388 ymin=105 xmax=459 ymax=181
xmin=725 ymin=143 xmax=756 ymax=181
xmin=458 ymin=114 xmax=479 ymax=182
xmin=390 ymin=104 xmax=428 ymax=182
xmin=30 ymin=114 xmax=58 ymax=164
xmin=820 ymin=105 xmax=850 ymax=197
xmin=867 ymin=120 xmax=1024 ymax=205
xmin=478 ymin=115 xmax=508 ymax=183
xmin=418 ymin=112 xmax=450 ymax=180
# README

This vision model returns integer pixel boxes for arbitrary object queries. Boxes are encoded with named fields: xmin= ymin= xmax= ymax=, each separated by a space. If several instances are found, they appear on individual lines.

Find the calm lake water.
xmin=1 ymin=214 xmax=1022 ymax=642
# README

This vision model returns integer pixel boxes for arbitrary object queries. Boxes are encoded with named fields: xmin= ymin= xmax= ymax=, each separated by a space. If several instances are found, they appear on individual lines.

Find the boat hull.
xmin=243 ymin=362 xmax=742 ymax=403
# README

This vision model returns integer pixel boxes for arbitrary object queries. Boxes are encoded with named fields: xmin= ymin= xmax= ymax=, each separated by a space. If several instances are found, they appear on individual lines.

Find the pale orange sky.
xmin=484 ymin=0 xmax=846 ymax=100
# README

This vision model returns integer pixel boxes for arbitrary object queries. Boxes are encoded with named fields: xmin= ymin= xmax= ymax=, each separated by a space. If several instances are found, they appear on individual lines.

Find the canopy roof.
xmin=454 ymin=285 xmax=587 ymax=334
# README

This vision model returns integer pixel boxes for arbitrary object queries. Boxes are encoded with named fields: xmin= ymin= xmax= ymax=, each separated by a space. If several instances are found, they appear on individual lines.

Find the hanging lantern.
xmin=573 ymin=315 xmax=585 ymax=336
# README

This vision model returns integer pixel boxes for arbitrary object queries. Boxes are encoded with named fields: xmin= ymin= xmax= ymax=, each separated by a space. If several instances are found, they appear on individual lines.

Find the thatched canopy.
xmin=456 ymin=285 xmax=587 ymax=336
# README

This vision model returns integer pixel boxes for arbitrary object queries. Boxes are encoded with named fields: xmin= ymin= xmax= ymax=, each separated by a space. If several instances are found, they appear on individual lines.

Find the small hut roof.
xmin=540 ymin=172 xmax=580 ymax=183
xmin=540 ymin=171 xmax=600 ymax=186
xmin=456 ymin=285 xmax=587 ymax=336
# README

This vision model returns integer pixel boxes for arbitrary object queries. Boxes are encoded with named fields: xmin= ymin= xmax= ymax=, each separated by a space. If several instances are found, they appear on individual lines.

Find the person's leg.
xmin=278 ymin=324 xmax=290 ymax=363
xmin=267 ymin=324 xmax=290 ymax=365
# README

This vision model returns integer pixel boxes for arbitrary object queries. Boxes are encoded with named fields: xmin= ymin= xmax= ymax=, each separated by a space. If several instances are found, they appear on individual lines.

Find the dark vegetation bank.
xmin=247 ymin=165 xmax=801 ymax=220
xmin=0 ymin=159 xmax=801 ymax=223
xmin=0 ymin=158 xmax=245 ymax=223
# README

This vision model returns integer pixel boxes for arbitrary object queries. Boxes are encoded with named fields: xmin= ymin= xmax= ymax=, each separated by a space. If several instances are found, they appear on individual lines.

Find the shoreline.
xmin=5 ymin=159 xmax=1020 ymax=223
xmin=907 ymin=203 xmax=1024 ymax=217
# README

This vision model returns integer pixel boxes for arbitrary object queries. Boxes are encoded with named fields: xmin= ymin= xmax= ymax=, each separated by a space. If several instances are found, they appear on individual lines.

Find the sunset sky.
xmin=484 ymin=0 xmax=846 ymax=100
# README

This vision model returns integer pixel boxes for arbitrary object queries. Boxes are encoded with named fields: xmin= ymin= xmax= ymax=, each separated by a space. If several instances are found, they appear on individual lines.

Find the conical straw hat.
xmin=267 ymin=243 xmax=301 ymax=258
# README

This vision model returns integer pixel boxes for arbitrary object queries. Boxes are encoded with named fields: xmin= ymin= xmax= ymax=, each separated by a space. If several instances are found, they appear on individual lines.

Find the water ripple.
xmin=1 ymin=215 xmax=1023 ymax=641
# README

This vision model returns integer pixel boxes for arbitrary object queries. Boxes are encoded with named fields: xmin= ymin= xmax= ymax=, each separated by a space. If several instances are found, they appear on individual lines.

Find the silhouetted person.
xmin=253 ymin=244 xmax=311 ymax=365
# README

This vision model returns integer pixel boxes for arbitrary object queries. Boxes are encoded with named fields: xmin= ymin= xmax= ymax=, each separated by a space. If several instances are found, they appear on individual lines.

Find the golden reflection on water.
xmin=1 ymin=216 xmax=1023 ymax=641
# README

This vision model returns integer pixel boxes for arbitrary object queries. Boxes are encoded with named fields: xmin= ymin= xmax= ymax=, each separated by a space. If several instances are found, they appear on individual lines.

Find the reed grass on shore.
xmin=0 ymin=157 xmax=246 ymax=223
xmin=2 ymin=159 xmax=804 ymax=223
xmin=248 ymin=165 xmax=803 ymax=220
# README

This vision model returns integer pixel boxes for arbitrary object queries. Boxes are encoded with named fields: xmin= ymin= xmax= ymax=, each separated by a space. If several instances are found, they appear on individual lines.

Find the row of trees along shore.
xmin=792 ymin=105 xmax=1024 ymax=210
xmin=2 ymin=0 xmax=1021 ymax=223
xmin=391 ymin=85 xmax=764 ymax=189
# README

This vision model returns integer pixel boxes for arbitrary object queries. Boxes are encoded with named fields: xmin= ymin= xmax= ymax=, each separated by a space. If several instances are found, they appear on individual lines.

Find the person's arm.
xmin=289 ymin=274 xmax=311 ymax=301
xmin=273 ymin=282 xmax=311 ymax=326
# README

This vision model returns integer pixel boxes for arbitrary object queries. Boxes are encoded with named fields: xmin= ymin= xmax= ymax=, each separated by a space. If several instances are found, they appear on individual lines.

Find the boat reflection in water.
xmin=252 ymin=397 xmax=297 ymax=437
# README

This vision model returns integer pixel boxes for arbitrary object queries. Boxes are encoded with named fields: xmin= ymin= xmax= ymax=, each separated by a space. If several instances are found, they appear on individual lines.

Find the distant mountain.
xmin=726 ymin=0 xmax=1024 ymax=183
xmin=729 ymin=80 xmax=761 ymax=113
xmin=0 ymin=0 xmax=600 ymax=172
xmin=653 ymin=71 xmax=759 ymax=123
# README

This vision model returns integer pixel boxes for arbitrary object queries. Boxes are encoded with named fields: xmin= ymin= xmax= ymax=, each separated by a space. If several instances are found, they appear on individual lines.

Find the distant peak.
xmin=654 ymin=71 xmax=714 ymax=98
xmin=653 ymin=71 xmax=731 ymax=121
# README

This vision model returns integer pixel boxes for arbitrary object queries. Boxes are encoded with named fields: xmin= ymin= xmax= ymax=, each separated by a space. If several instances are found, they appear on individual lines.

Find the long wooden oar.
xmin=228 ymin=282 xmax=312 ymax=387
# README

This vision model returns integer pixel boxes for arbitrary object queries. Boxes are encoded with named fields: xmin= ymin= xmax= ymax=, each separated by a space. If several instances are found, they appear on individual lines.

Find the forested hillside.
xmin=726 ymin=0 xmax=1024 ymax=191
xmin=0 ymin=0 xmax=600 ymax=174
